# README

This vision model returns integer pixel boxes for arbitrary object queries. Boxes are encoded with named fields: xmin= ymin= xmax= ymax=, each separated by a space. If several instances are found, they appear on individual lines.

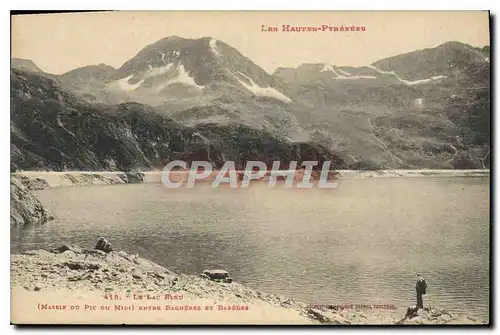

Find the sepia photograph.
xmin=9 ymin=10 xmax=491 ymax=325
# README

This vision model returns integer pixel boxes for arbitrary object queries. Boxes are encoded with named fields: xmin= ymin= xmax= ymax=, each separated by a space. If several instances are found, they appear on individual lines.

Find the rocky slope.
xmin=372 ymin=42 xmax=489 ymax=81
xmin=11 ymin=58 xmax=43 ymax=73
xmin=12 ymin=171 xmax=147 ymax=188
xmin=10 ymin=69 xmax=346 ymax=172
xmin=58 ymin=64 xmax=117 ymax=102
xmin=10 ymin=176 xmax=53 ymax=226
xmin=45 ymin=36 xmax=292 ymax=108
xmin=275 ymin=42 xmax=489 ymax=87
xmin=273 ymin=42 xmax=490 ymax=169
xmin=11 ymin=242 xmax=487 ymax=325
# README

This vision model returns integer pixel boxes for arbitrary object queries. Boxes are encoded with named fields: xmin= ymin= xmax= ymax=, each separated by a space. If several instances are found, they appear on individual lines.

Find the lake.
xmin=11 ymin=177 xmax=490 ymax=320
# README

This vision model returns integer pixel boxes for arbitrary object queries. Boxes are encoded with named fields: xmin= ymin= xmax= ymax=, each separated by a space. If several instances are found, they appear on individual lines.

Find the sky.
xmin=11 ymin=11 xmax=490 ymax=75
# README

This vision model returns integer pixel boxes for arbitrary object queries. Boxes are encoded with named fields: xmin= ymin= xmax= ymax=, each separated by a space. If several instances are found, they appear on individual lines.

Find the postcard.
xmin=10 ymin=10 xmax=490 ymax=325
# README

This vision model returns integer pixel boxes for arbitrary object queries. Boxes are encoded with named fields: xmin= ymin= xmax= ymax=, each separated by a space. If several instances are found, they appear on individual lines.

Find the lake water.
xmin=11 ymin=177 xmax=490 ymax=320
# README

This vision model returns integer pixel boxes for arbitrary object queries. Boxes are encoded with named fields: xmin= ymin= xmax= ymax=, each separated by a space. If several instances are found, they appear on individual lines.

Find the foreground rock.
xmin=14 ymin=175 xmax=51 ymax=190
xmin=10 ymin=176 xmax=53 ymax=226
xmin=94 ymin=237 xmax=113 ymax=253
xmin=10 ymin=241 xmax=486 ymax=325
xmin=397 ymin=306 xmax=482 ymax=325
xmin=201 ymin=269 xmax=233 ymax=283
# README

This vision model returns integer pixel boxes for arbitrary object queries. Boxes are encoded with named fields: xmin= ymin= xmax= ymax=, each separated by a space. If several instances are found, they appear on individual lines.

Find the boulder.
xmin=201 ymin=269 xmax=233 ymax=283
xmin=131 ymin=269 xmax=143 ymax=280
xmin=94 ymin=237 xmax=113 ymax=253
xmin=202 ymin=269 xmax=229 ymax=279
xmin=10 ymin=176 xmax=54 ymax=226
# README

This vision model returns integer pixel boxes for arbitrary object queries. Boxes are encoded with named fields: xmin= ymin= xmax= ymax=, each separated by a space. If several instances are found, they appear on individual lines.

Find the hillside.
xmin=11 ymin=58 xmax=43 ymax=73
xmin=372 ymin=41 xmax=489 ymax=81
xmin=10 ymin=69 xmax=346 ymax=172
xmin=273 ymin=41 xmax=490 ymax=169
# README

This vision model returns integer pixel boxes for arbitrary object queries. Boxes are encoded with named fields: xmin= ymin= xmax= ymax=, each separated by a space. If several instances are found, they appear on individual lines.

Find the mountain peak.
xmin=97 ymin=63 xmax=115 ymax=69
xmin=118 ymin=35 xmax=224 ymax=76
xmin=104 ymin=35 xmax=292 ymax=105
xmin=158 ymin=35 xmax=185 ymax=42
xmin=372 ymin=40 xmax=488 ymax=81
xmin=11 ymin=58 xmax=42 ymax=73
xmin=435 ymin=41 xmax=474 ymax=50
xmin=144 ymin=35 xmax=218 ymax=50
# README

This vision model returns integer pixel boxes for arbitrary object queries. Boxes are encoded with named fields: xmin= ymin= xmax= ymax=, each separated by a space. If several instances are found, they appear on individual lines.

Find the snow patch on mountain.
xmin=341 ymin=75 xmax=377 ymax=80
xmin=173 ymin=64 xmax=203 ymax=89
xmin=332 ymin=68 xmax=377 ymax=80
xmin=322 ymin=64 xmax=376 ymax=80
xmin=234 ymin=72 xmax=292 ymax=103
xmin=146 ymin=63 xmax=174 ymax=78
xmin=366 ymin=65 xmax=447 ymax=85
xmin=113 ymin=75 xmax=144 ymax=91
xmin=111 ymin=64 xmax=177 ymax=92
xmin=320 ymin=64 xmax=335 ymax=73
xmin=337 ymin=68 xmax=352 ymax=76
xmin=210 ymin=39 xmax=221 ymax=57
xmin=400 ymin=75 xmax=447 ymax=85
xmin=366 ymin=65 xmax=399 ymax=77
xmin=330 ymin=67 xmax=347 ymax=78
xmin=156 ymin=64 xmax=204 ymax=91
xmin=56 ymin=117 xmax=77 ymax=139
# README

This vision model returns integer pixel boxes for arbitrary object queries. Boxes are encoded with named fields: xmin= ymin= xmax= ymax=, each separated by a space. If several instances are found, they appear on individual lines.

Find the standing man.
xmin=416 ymin=273 xmax=427 ymax=309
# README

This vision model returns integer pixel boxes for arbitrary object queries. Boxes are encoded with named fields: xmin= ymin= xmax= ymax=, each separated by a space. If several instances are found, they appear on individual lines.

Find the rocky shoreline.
xmin=10 ymin=240 xmax=487 ymax=325
xmin=12 ymin=169 xmax=490 ymax=189
xmin=10 ymin=172 xmax=146 ymax=226
xmin=10 ymin=176 xmax=53 ymax=226
xmin=337 ymin=169 xmax=490 ymax=179
xmin=12 ymin=171 xmax=147 ymax=189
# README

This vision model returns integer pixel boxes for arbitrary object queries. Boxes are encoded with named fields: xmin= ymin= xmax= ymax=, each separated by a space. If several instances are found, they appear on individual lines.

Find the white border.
xmin=2 ymin=1 xmax=498 ymax=10
xmin=2 ymin=2 xmax=497 ymax=335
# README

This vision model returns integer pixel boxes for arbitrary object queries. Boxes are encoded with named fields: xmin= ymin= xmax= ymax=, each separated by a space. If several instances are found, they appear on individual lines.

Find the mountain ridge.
xmin=12 ymin=40 xmax=490 ymax=78
xmin=10 ymin=68 xmax=346 ymax=172
xmin=11 ymin=37 xmax=490 ymax=170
